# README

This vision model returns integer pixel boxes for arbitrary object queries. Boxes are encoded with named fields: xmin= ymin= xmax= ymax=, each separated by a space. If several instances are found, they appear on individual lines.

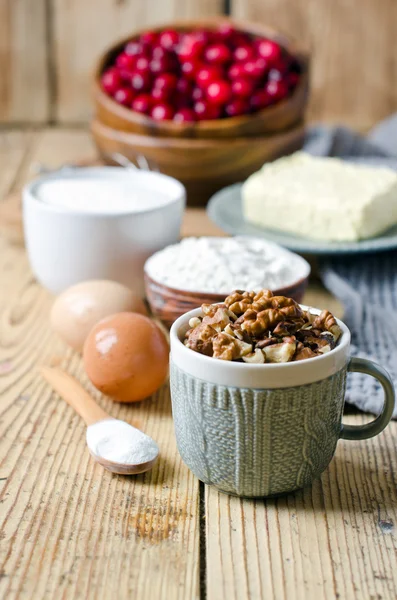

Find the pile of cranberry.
xmin=101 ymin=23 xmax=302 ymax=123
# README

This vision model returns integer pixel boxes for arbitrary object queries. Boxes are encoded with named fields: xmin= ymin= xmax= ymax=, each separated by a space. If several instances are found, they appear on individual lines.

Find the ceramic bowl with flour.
xmin=144 ymin=236 xmax=311 ymax=327
xmin=23 ymin=167 xmax=185 ymax=294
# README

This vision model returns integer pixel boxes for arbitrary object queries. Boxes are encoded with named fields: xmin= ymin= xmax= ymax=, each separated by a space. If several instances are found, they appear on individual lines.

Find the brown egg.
xmin=50 ymin=280 xmax=147 ymax=351
xmin=83 ymin=312 xmax=169 ymax=402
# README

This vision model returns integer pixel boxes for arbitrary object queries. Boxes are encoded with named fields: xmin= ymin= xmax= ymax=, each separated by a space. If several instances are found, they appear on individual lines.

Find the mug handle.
xmin=340 ymin=357 xmax=395 ymax=440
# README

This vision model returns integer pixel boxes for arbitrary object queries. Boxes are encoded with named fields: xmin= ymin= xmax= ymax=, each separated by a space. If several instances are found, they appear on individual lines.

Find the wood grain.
xmin=206 ymin=416 xmax=397 ymax=600
xmin=232 ymin=0 xmax=397 ymax=130
xmin=1 ymin=128 xmax=397 ymax=600
xmin=52 ymin=0 xmax=224 ymax=123
xmin=0 ymin=1 xmax=48 ymax=123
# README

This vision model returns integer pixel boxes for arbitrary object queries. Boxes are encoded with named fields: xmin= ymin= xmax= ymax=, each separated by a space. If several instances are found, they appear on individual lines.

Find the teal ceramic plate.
xmin=207 ymin=182 xmax=397 ymax=255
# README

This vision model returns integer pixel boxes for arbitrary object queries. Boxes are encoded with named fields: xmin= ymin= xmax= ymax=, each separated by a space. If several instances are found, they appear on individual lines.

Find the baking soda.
xmin=86 ymin=419 xmax=159 ymax=465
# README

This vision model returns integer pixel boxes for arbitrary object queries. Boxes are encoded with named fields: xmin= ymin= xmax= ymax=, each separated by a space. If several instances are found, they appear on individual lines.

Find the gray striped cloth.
xmin=304 ymin=114 xmax=397 ymax=417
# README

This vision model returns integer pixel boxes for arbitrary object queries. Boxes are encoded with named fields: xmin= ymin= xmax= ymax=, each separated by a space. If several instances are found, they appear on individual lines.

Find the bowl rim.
xmin=93 ymin=16 xmax=310 ymax=132
xmin=23 ymin=166 xmax=186 ymax=218
xmin=91 ymin=118 xmax=306 ymax=148
xmin=170 ymin=303 xmax=351 ymax=388
xmin=144 ymin=236 xmax=311 ymax=297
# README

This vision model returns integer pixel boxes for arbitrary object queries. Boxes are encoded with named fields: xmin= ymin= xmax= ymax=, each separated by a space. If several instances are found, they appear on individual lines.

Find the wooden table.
xmin=0 ymin=128 xmax=396 ymax=600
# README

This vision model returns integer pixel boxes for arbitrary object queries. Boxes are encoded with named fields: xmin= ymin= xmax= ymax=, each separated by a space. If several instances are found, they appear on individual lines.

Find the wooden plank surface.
xmin=0 ymin=128 xmax=396 ymax=600
xmin=0 ymin=0 xmax=49 ymax=123
xmin=52 ymin=0 xmax=224 ymax=123
xmin=0 ymin=129 xmax=199 ymax=600
xmin=232 ymin=0 xmax=397 ymax=130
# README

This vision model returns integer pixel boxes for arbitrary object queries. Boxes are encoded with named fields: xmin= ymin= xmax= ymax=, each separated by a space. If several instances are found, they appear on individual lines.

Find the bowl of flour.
xmin=23 ymin=167 xmax=185 ymax=294
xmin=144 ymin=236 xmax=310 ymax=327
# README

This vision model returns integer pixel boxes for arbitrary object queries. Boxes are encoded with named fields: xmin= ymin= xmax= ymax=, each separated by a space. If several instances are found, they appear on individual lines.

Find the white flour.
xmin=145 ymin=236 xmax=309 ymax=294
xmin=36 ymin=177 xmax=171 ymax=213
xmin=86 ymin=419 xmax=159 ymax=465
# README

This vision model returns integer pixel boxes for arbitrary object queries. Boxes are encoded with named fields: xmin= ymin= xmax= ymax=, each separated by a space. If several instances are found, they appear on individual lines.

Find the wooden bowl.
xmin=91 ymin=118 xmax=305 ymax=206
xmin=144 ymin=272 xmax=310 ymax=330
xmin=93 ymin=18 xmax=310 ymax=140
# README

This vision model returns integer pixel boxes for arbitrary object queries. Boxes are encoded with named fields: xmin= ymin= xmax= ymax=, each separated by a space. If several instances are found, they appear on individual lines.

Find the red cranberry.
xmin=233 ymin=45 xmax=254 ymax=62
xmin=181 ymin=60 xmax=201 ymax=80
xmin=174 ymin=108 xmax=196 ymax=123
xmin=151 ymin=86 xmax=173 ymax=102
xmin=268 ymin=68 xmax=283 ymax=81
xmin=256 ymin=39 xmax=282 ymax=63
xmin=178 ymin=34 xmax=205 ymax=61
xmin=196 ymin=66 xmax=223 ymax=88
xmin=101 ymin=69 xmax=121 ymax=94
xmin=206 ymin=80 xmax=232 ymax=105
xmin=265 ymin=79 xmax=289 ymax=101
xmin=150 ymin=55 xmax=176 ymax=75
xmin=193 ymin=100 xmax=221 ymax=120
xmin=230 ymin=32 xmax=251 ymax=49
xmin=192 ymin=29 xmax=214 ymax=45
xmin=176 ymin=77 xmax=193 ymax=95
xmin=140 ymin=31 xmax=158 ymax=47
xmin=116 ymin=52 xmax=136 ymax=71
xmin=154 ymin=73 xmax=178 ymax=90
xmin=151 ymin=102 xmax=174 ymax=120
xmin=217 ymin=22 xmax=236 ymax=40
xmin=135 ymin=56 xmax=150 ymax=72
xmin=192 ymin=87 xmax=204 ymax=101
xmin=231 ymin=78 xmax=254 ymax=98
xmin=242 ymin=58 xmax=267 ymax=78
xmin=125 ymin=41 xmax=142 ymax=57
xmin=159 ymin=29 xmax=179 ymax=50
xmin=132 ymin=93 xmax=152 ymax=114
xmin=228 ymin=63 xmax=246 ymax=80
xmin=225 ymin=98 xmax=249 ymax=117
xmin=114 ymin=87 xmax=134 ymax=106
xmin=250 ymin=90 xmax=272 ymax=111
xmin=130 ymin=71 xmax=151 ymax=92
xmin=204 ymin=43 xmax=231 ymax=65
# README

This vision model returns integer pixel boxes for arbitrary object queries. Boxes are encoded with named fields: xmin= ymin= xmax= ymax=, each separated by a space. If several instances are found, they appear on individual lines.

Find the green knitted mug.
xmin=169 ymin=306 xmax=395 ymax=498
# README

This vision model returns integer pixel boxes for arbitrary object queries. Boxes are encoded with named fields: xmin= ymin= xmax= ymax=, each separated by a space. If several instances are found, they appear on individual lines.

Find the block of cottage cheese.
xmin=242 ymin=152 xmax=397 ymax=241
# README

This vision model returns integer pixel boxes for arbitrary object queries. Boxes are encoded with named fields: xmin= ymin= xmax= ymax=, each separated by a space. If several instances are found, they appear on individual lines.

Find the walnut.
xmin=241 ymin=308 xmax=291 ymax=336
xmin=212 ymin=332 xmax=252 ymax=361
xmin=263 ymin=341 xmax=297 ymax=363
xmin=188 ymin=317 xmax=202 ymax=329
xmin=224 ymin=290 xmax=255 ymax=316
xmin=252 ymin=289 xmax=273 ymax=311
xmin=312 ymin=310 xmax=342 ymax=341
xmin=202 ymin=306 xmax=231 ymax=332
xmin=224 ymin=323 xmax=244 ymax=340
xmin=242 ymin=349 xmax=266 ymax=363
xmin=273 ymin=320 xmax=305 ymax=337
xmin=185 ymin=323 xmax=217 ymax=356
xmin=294 ymin=346 xmax=319 ymax=361
xmin=256 ymin=337 xmax=279 ymax=349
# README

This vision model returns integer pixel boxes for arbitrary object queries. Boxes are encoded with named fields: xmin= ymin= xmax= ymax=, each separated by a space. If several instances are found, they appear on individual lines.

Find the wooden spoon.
xmin=41 ymin=366 xmax=159 ymax=475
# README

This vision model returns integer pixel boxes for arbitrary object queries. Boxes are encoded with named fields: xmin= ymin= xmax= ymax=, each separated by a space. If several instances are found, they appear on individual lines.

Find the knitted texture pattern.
xmin=305 ymin=113 xmax=397 ymax=417
xmin=170 ymin=362 xmax=346 ymax=497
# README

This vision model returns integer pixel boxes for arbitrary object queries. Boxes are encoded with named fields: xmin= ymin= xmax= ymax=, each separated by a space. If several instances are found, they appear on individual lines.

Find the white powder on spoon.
xmin=145 ymin=236 xmax=310 ymax=294
xmin=86 ymin=419 xmax=159 ymax=465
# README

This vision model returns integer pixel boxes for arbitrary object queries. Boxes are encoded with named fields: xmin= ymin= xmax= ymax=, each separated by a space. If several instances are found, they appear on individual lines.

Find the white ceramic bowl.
xmin=23 ymin=167 xmax=186 ymax=294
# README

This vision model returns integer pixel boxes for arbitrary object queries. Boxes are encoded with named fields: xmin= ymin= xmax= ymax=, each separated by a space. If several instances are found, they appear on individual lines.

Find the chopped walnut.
xmin=188 ymin=317 xmax=202 ymax=329
xmin=185 ymin=323 xmax=217 ymax=356
xmin=242 ymin=348 xmax=266 ymax=364
xmin=202 ymin=306 xmax=231 ymax=332
xmin=185 ymin=289 xmax=341 ymax=363
xmin=264 ymin=341 xmax=296 ymax=363
xmin=212 ymin=332 xmax=252 ymax=361
xmin=294 ymin=346 xmax=319 ymax=361
xmin=312 ymin=310 xmax=342 ymax=341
